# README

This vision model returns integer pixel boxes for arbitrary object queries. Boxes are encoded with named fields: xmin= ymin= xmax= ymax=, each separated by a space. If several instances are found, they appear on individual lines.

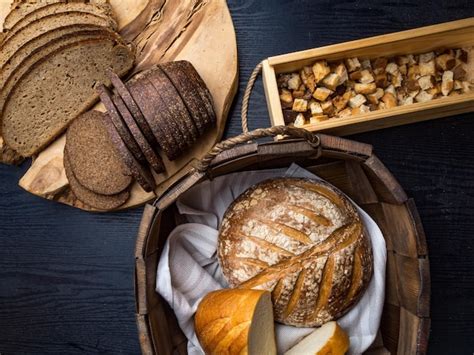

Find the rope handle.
xmin=195 ymin=125 xmax=319 ymax=172
xmin=241 ymin=61 xmax=263 ymax=134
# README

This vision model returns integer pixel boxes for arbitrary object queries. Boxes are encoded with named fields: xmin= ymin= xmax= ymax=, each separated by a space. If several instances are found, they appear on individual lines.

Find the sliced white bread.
xmin=2 ymin=37 xmax=134 ymax=156
xmin=284 ymin=321 xmax=350 ymax=355
xmin=5 ymin=1 xmax=116 ymax=39
xmin=195 ymin=289 xmax=277 ymax=355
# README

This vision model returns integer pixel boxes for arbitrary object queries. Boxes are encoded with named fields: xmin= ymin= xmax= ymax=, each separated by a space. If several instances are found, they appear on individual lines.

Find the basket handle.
xmin=195 ymin=125 xmax=320 ymax=172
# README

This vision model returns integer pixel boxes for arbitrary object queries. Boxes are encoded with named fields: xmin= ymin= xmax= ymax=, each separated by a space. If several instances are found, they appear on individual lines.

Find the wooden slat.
xmin=406 ymin=199 xmax=428 ymax=257
xmin=307 ymin=161 xmax=353 ymax=195
xmin=363 ymin=155 xmax=408 ymax=204
xmin=380 ymin=303 xmax=400 ymax=354
xmin=135 ymin=258 xmax=148 ymax=315
xmin=146 ymin=298 xmax=175 ymax=355
xmin=345 ymin=160 xmax=379 ymax=205
xmin=136 ymin=314 xmax=154 ymax=355
xmin=257 ymin=139 xmax=321 ymax=161
xmin=135 ymin=204 xmax=158 ymax=258
xmin=385 ymin=252 xmax=400 ymax=307
xmin=398 ymin=307 xmax=430 ymax=355
xmin=394 ymin=254 xmax=430 ymax=317
xmin=319 ymin=134 xmax=373 ymax=159
xmin=209 ymin=142 xmax=258 ymax=167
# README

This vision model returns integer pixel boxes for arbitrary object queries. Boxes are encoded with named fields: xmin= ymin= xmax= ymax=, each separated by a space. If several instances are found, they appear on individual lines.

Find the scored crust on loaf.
xmin=147 ymin=66 xmax=198 ymax=144
xmin=111 ymin=89 xmax=165 ymax=173
xmin=3 ymin=0 xmax=111 ymax=31
xmin=0 ymin=11 xmax=113 ymax=66
xmin=64 ymin=152 xmax=130 ymax=210
xmin=65 ymin=110 xmax=132 ymax=195
xmin=2 ymin=37 xmax=135 ymax=157
xmin=159 ymin=61 xmax=208 ymax=136
xmin=5 ymin=2 xmax=116 ymax=40
xmin=106 ymin=69 xmax=160 ymax=155
xmin=218 ymin=178 xmax=373 ymax=327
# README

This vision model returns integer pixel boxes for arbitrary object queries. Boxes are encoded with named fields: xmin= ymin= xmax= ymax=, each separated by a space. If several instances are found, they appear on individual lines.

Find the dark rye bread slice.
xmin=0 ymin=11 xmax=113 ymax=68
xmin=147 ymin=66 xmax=198 ymax=144
xmin=111 ymin=90 xmax=165 ymax=173
xmin=3 ymin=0 xmax=111 ymax=31
xmin=103 ymin=113 xmax=156 ymax=193
xmin=0 ymin=27 xmax=111 ymax=113
xmin=175 ymin=60 xmax=217 ymax=128
xmin=144 ymin=74 xmax=190 ymax=152
xmin=6 ymin=2 xmax=116 ymax=40
xmin=64 ymin=152 xmax=130 ymax=210
xmin=106 ymin=69 xmax=160 ymax=155
xmin=0 ymin=29 xmax=120 ymax=135
xmin=2 ymin=37 xmax=135 ymax=157
xmin=127 ymin=75 xmax=181 ymax=160
xmin=65 ymin=110 xmax=132 ymax=195
xmin=158 ymin=62 xmax=208 ymax=136
xmin=97 ymin=84 xmax=146 ymax=164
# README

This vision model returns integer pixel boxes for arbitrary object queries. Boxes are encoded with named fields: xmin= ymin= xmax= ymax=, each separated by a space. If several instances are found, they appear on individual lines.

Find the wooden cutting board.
xmin=0 ymin=0 xmax=238 ymax=211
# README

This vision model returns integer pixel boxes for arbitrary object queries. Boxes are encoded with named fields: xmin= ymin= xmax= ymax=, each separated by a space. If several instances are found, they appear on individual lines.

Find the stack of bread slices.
xmin=0 ymin=0 xmax=135 ymax=164
xmin=64 ymin=61 xmax=216 ymax=210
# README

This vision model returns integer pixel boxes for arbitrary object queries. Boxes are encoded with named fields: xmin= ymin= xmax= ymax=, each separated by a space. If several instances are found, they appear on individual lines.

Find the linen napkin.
xmin=156 ymin=164 xmax=386 ymax=355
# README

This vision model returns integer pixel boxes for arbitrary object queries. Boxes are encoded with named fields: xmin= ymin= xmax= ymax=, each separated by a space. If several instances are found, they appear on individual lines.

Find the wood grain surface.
xmin=1 ymin=1 xmax=473 ymax=354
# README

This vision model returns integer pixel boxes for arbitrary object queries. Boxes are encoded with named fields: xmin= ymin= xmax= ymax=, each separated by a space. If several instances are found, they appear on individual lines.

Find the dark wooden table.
xmin=1 ymin=1 xmax=473 ymax=354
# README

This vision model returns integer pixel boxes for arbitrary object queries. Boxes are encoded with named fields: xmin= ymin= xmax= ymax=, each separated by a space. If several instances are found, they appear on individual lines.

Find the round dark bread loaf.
xmin=64 ymin=152 xmax=129 ymax=210
xmin=158 ymin=61 xmax=209 ymax=135
xmin=218 ymin=178 xmax=373 ymax=327
xmin=171 ymin=60 xmax=216 ymax=128
xmin=147 ymin=66 xmax=198 ymax=144
xmin=65 ymin=110 xmax=132 ymax=195
xmin=97 ymin=84 xmax=146 ymax=165
xmin=102 ymin=113 xmax=156 ymax=193
xmin=106 ymin=69 xmax=160 ymax=155
xmin=127 ymin=75 xmax=181 ymax=160
xmin=111 ymin=90 xmax=165 ymax=174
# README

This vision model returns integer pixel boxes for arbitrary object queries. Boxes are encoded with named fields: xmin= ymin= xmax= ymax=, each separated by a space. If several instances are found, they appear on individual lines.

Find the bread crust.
xmin=218 ymin=178 xmax=373 ymax=327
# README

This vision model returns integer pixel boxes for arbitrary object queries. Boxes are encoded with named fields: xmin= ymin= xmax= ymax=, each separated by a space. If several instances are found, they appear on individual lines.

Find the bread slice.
xmin=5 ymin=2 xmax=116 ymax=40
xmin=106 ymin=69 xmax=160 ymax=155
xmin=65 ymin=110 xmax=132 ymax=195
xmin=158 ymin=62 xmax=208 ymax=136
xmin=3 ymin=0 xmax=111 ymax=31
xmin=0 ymin=27 xmax=112 ymax=118
xmin=102 ymin=113 xmax=156 ymax=193
xmin=111 ymin=88 xmax=165 ymax=173
xmin=195 ymin=289 xmax=277 ymax=355
xmin=0 ymin=11 xmax=113 ymax=68
xmin=284 ymin=322 xmax=350 ymax=355
xmin=127 ymin=75 xmax=181 ymax=160
xmin=64 ymin=152 xmax=130 ymax=210
xmin=2 ymin=37 xmax=134 ymax=157
xmin=97 ymin=84 xmax=146 ymax=164
xmin=147 ymin=66 xmax=198 ymax=144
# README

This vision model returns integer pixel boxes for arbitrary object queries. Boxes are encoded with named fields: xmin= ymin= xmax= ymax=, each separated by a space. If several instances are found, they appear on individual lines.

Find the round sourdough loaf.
xmin=218 ymin=178 xmax=373 ymax=327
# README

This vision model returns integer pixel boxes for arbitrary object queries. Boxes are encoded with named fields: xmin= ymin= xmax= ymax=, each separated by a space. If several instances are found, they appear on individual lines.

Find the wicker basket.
xmin=134 ymin=126 xmax=430 ymax=355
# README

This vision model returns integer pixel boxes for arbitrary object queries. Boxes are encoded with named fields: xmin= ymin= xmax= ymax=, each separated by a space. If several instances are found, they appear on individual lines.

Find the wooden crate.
xmin=135 ymin=127 xmax=430 ymax=354
xmin=262 ymin=18 xmax=474 ymax=136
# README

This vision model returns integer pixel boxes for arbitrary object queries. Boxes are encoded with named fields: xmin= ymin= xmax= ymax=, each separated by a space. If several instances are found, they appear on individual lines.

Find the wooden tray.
xmin=0 ymin=0 xmax=238 ymax=211
xmin=262 ymin=18 xmax=474 ymax=136
xmin=134 ymin=126 xmax=430 ymax=354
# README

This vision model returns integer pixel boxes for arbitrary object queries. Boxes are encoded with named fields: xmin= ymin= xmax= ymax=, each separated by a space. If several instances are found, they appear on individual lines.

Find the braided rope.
xmin=196 ymin=126 xmax=319 ymax=172
xmin=241 ymin=61 xmax=263 ymax=134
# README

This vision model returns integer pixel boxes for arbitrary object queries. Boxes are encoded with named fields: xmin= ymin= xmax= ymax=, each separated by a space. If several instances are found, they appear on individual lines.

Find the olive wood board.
xmin=0 ymin=0 xmax=238 ymax=211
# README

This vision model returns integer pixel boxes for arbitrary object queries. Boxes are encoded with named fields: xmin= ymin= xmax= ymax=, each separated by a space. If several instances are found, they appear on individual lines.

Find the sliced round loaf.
xmin=3 ymin=0 xmax=111 ymax=31
xmin=65 ymin=111 xmax=132 ymax=195
xmin=97 ymin=84 xmax=146 ymax=164
xmin=64 ymin=152 xmax=130 ymax=211
xmin=106 ymin=69 xmax=160 ymax=155
xmin=6 ymin=2 xmax=116 ymax=40
xmin=172 ymin=60 xmax=216 ymax=128
xmin=127 ymin=75 xmax=181 ymax=160
xmin=0 ymin=11 xmax=113 ymax=68
xmin=147 ymin=66 xmax=198 ymax=144
xmin=0 ymin=28 xmax=115 ymax=118
xmin=102 ymin=114 xmax=156 ymax=193
xmin=218 ymin=178 xmax=373 ymax=327
xmin=2 ymin=37 xmax=135 ymax=157
xmin=111 ymin=90 xmax=165 ymax=173
xmin=158 ymin=62 xmax=209 ymax=136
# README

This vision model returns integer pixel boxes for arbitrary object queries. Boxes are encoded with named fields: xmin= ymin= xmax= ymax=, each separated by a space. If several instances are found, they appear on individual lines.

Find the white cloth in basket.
xmin=156 ymin=164 xmax=386 ymax=355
